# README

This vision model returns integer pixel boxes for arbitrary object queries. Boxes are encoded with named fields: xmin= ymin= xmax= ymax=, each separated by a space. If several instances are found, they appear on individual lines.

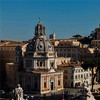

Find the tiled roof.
xmin=57 ymin=62 xmax=81 ymax=68
xmin=0 ymin=41 xmax=26 ymax=47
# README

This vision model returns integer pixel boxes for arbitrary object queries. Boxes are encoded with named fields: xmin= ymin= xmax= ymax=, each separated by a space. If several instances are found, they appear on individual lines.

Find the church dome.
xmin=26 ymin=37 xmax=54 ymax=52
xmin=26 ymin=20 xmax=54 ymax=52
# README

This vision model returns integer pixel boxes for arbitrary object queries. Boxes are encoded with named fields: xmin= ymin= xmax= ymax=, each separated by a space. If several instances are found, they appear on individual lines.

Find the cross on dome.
xmin=38 ymin=17 xmax=42 ymax=24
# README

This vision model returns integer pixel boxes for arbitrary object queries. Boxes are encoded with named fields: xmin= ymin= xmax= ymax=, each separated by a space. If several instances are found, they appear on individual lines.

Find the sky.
xmin=0 ymin=0 xmax=100 ymax=41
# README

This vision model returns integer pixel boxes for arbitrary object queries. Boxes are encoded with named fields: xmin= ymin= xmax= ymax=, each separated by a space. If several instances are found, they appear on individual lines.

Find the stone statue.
xmin=15 ymin=84 xmax=24 ymax=100
xmin=80 ymin=78 xmax=95 ymax=100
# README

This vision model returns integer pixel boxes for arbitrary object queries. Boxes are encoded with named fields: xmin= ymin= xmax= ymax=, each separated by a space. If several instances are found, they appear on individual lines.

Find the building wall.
xmin=73 ymin=68 xmax=91 ymax=87
xmin=55 ymin=46 xmax=80 ymax=62
xmin=50 ymin=38 xmax=96 ymax=62
xmin=91 ymin=40 xmax=100 ymax=48
xmin=41 ymin=72 xmax=63 ymax=94
xmin=0 ymin=50 xmax=1 ymax=89
xmin=58 ymin=63 xmax=92 ymax=88
xmin=50 ymin=39 xmax=81 ymax=62
xmin=6 ymin=63 xmax=15 ymax=88
xmin=0 ymin=41 xmax=26 ymax=88
xmin=95 ymin=28 xmax=100 ymax=40
xmin=56 ymin=57 xmax=71 ymax=65
xmin=15 ymin=71 xmax=63 ymax=94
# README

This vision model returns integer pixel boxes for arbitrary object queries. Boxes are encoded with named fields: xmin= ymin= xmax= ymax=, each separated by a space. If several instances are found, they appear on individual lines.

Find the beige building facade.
xmin=58 ymin=63 xmax=92 ymax=88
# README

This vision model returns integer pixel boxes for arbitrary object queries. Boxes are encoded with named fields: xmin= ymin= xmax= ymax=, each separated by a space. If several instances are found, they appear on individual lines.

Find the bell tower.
xmin=35 ymin=18 xmax=46 ymax=37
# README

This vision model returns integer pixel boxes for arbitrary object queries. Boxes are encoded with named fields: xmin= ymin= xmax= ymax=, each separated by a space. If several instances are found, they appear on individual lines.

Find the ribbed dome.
xmin=26 ymin=36 xmax=54 ymax=52
xmin=26 ymin=20 xmax=54 ymax=52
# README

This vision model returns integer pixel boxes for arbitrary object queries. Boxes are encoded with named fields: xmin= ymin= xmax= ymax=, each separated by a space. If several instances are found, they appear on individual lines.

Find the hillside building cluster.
xmin=0 ymin=20 xmax=100 ymax=94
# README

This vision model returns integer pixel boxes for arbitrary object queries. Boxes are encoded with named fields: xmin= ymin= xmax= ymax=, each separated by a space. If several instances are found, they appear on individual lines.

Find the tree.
xmin=81 ymin=59 xmax=100 ymax=91
xmin=73 ymin=34 xmax=82 ymax=38
xmin=78 ymin=36 xmax=91 ymax=45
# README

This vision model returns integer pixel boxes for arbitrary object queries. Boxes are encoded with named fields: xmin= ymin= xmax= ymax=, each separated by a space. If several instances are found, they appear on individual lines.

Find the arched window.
xmin=40 ymin=61 xmax=42 ymax=67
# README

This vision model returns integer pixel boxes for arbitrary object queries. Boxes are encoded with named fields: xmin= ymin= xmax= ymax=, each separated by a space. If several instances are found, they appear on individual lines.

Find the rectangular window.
xmin=58 ymin=80 xmax=60 ymax=85
xmin=71 ymin=75 xmax=73 ymax=79
xmin=75 ymin=75 xmax=77 ymax=79
xmin=81 ymin=74 xmax=83 ymax=78
xmin=40 ymin=61 xmax=42 ymax=67
xmin=44 ymin=82 xmax=47 ymax=88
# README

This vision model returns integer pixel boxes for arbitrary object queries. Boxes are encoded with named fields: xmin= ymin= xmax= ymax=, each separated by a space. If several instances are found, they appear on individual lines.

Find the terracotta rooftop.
xmin=92 ymin=40 xmax=100 ymax=41
xmin=31 ymin=69 xmax=62 ymax=73
xmin=57 ymin=62 xmax=82 ymax=68
xmin=0 ymin=41 xmax=26 ymax=47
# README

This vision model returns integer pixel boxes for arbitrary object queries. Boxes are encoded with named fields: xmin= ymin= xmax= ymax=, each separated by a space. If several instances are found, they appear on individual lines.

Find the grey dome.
xmin=26 ymin=37 xmax=54 ymax=52
xmin=26 ymin=20 xmax=54 ymax=52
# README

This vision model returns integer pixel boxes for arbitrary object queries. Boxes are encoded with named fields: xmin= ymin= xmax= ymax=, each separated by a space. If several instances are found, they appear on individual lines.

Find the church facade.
xmin=15 ymin=20 xmax=63 ymax=94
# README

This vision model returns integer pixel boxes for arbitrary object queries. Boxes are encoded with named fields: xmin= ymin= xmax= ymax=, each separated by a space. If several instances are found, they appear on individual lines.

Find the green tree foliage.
xmin=81 ymin=59 xmax=100 ymax=91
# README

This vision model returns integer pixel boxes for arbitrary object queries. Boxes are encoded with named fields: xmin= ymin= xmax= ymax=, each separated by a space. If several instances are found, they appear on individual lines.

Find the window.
xmin=37 ymin=60 xmax=45 ymax=67
xmin=44 ymin=82 xmax=47 ymax=88
xmin=86 ymin=74 xmax=88 ymax=78
xmin=78 ymin=75 xmax=80 ymax=79
xmin=51 ymin=62 xmax=54 ymax=67
xmin=90 ymin=73 xmax=92 ymax=77
xmin=81 ymin=74 xmax=83 ymax=78
xmin=68 ymin=49 xmax=71 ymax=51
xmin=50 ymin=61 xmax=54 ymax=68
xmin=72 ymin=70 xmax=74 ymax=74
xmin=78 ymin=69 xmax=80 ymax=73
xmin=75 ymin=75 xmax=77 ymax=79
xmin=40 ymin=61 xmax=42 ymax=67
xmin=81 ymin=69 xmax=83 ymax=72
xmin=75 ymin=70 xmax=77 ymax=73
xmin=58 ymin=80 xmax=60 ymax=85
xmin=71 ymin=75 xmax=73 ymax=79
